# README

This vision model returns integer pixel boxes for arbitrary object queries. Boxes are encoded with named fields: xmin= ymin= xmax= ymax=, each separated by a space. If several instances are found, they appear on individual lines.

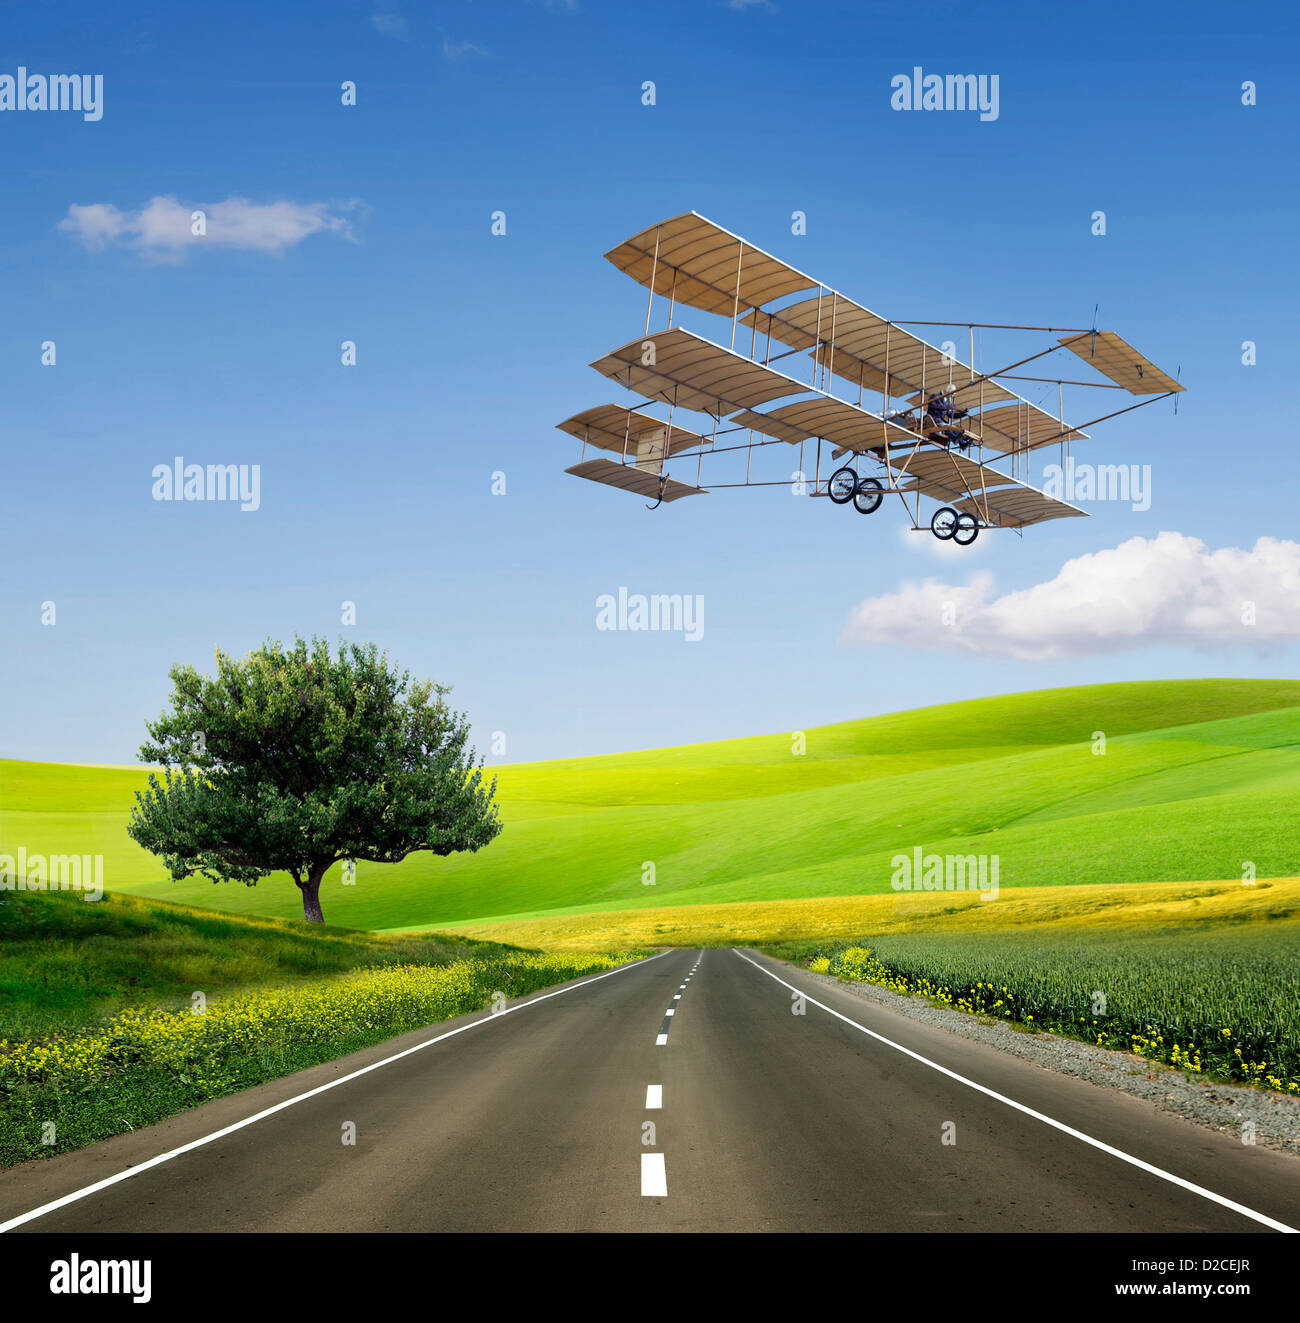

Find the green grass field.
xmin=0 ymin=889 xmax=634 ymax=1166
xmin=0 ymin=887 xmax=524 ymax=1041
xmin=4 ymin=679 xmax=1300 ymax=932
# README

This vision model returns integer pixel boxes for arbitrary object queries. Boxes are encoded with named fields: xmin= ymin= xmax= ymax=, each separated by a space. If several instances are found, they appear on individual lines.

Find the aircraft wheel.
xmin=931 ymin=506 xmax=958 ymax=540
xmin=954 ymin=512 xmax=980 ymax=546
xmin=828 ymin=466 xmax=858 ymax=504
xmin=852 ymin=476 xmax=883 ymax=514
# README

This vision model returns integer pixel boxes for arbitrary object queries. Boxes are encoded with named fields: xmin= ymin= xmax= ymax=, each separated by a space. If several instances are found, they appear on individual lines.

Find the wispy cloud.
xmin=59 ymin=196 xmax=364 ymax=262
xmin=442 ymin=35 xmax=487 ymax=60
xmin=726 ymin=0 xmax=777 ymax=11
xmin=371 ymin=10 xmax=408 ymax=40
xmin=842 ymin=532 xmax=1300 ymax=660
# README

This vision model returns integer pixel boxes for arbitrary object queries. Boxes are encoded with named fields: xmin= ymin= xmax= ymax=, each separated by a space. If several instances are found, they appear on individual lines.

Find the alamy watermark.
xmin=152 ymin=457 xmax=261 ymax=512
xmin=596 ymin=588 xmax=704 ymax=642
xmin=891 ymin=848 xmax=999 ymax=901
xmin=0 ymin=849 xmax=103 ymax=901
xmin=1042 ymin=458 xmax=1151 ymax=511
xmin=0 ymin=67 xmax=103 ymax=121
xmin=890 ymin=68 xmax=999 ymax=121
xmin=50 ymin=1256 xmax=150 ymax=1304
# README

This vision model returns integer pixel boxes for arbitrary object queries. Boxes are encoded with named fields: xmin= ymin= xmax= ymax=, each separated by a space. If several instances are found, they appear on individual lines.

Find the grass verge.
xmin=0 ymin=888 xmax=524 ymax=1040
xmin=0 ymin=947 xmax=638 ymax=1167
xmin=0 ymin=890 xmax=644 ymax=1167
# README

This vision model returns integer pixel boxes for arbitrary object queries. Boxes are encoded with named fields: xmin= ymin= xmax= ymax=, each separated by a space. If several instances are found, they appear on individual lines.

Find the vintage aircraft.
xmin=556 ymin=213 xmax=1182 ymax=545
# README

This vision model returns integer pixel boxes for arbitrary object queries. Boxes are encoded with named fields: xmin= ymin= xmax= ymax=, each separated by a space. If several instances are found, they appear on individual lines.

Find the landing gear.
xmin=852 ymin=476 xmax=883 ymax=514
xmin=931 ymin=506 xmax=958 ymax=540
xmin=828 ymin=466 xmax=858 ymax=504
xmin=953 ymin=512 xmax=980 ymax=546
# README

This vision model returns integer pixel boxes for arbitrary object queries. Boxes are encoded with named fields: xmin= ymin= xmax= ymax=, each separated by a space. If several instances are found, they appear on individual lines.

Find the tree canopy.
xmin=128 ymin=636 xmax=502 ymax=923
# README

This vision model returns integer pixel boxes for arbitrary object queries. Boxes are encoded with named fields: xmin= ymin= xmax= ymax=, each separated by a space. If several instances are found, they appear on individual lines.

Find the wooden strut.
xmin=937 ymin=444 xmax=988 ymax=525
xmin=999 ymin=373 xmax=1125 ymax=389
xmin=890 ymin=319 xmax=1093 ymax=333
xmin=644 ymin=228 xmax=660 ymax=337
xmin=1044 ymin=391 xmax=1173 ymax=440
xmin=730 ymin=243 xmax=744 ymax=350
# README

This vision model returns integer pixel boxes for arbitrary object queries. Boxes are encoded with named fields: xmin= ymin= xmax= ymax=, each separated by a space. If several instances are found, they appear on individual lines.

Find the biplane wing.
xmin=886 ymin=451 xmax=1084 ymax=526
xmin=590 ymin=327 xmax=808 ymax=416
xmin=953 ymin=484 xmax=1087 ymax=528
xmin=741 ymin=296 xmax=1018 ymax=405
xmin=604 ymin=212 xmax=817 ymax=317
xmin=565 ymin=457 xmax=705 ymax=502
xmin=731 ymin=397 xmax=920 ymax=454
xmin=557 ymin=405 xmax=706 ymax=461
xmin=1057 ymin=330 xmax=1183 ymax=395
xmin=887 ymin=449 xmax=1020 ymax=501
xmin=970 ymin=402 xmax=1088 ymax=456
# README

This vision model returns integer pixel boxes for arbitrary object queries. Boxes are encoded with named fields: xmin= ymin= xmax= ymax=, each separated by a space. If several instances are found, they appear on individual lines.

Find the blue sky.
xmin=3 ymin=0 xmax=1298 ymax=766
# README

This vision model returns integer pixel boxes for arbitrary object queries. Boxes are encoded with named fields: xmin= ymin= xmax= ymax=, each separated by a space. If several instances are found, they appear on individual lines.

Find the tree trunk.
xmin=297 ymin=865 xmax=327 ymax=924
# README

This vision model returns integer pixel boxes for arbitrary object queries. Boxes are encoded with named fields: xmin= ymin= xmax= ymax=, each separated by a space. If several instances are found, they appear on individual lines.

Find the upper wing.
xmin=604 ymin=212 xmax=817 ymax=317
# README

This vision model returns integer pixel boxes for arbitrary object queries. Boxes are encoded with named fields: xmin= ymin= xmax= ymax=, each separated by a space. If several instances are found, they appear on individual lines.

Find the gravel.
xmin=793 ymin=963 xmax=1300 ymax=1156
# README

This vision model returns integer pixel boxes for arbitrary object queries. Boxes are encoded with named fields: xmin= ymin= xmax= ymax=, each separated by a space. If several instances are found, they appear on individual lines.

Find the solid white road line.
xmin=641 ymin=1153 xmax=668 ymax=1197
xmin=732 ymin=950 xmax=1297 ymax=1235
xmin=0 ymin=952 xmax=671 ymax=1235
xmin=656 ymin=1034 xmax=668 ymax=1046
xmin=646 ymin=1085 xmax=663 ymax=1109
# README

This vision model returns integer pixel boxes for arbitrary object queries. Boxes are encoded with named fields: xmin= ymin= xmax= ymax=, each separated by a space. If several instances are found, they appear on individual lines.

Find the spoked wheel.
xmin=852 ymin=476 xmax=883 ymax=514
xmin=954 ymin=512 xmax=980 ymax=546
xmin=828 ymin=466 xmax=858 ymax=504
xmin=931 ymin=506 xmax=959 ymax=540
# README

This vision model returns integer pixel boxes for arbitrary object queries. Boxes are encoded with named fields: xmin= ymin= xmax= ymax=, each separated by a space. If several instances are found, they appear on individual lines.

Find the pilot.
xmin=927 ymin=391 xmax=961 ymax=425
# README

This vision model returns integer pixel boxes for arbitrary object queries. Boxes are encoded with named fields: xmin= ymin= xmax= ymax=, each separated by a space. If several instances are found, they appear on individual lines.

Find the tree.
xmin=128 ymin=636 xmax=502 ymax=924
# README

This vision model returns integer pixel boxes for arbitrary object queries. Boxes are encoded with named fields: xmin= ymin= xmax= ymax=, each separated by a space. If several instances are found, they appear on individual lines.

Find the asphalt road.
xmin=2 ymin=948 xmax=1298 ymax=1233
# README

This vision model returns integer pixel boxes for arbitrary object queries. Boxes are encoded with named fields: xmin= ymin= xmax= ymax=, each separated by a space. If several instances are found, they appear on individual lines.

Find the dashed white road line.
xmin=655 ymin=952 xmax=698 ymax=1045
xmin=641 ymin=1153 xmax=668 ymax=1197
xmin=733 ymin=949 xmax=1297 ymax=1235
xmin=645 ymin=1085 xmax=662 ymax=1109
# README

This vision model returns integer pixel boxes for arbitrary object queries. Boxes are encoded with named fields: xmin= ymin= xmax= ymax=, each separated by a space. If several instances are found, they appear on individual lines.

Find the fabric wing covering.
xmin=889 ymin=449 xmax=1020 ymax=501
xmin=591 ymin=327 xmax=808 ymax=415
xmin=954 ymin=483 xmax=1087 ymax=528
xmin=565 ymin=457 xmax=704 ymax=503
xmin=972 ymin=402 xmax=1087 ymax=455
xmin=557 ymin=405 xmax=705 ymax=458
xmin=604 ymin=212 xmax=817 ymax=317
xmin=1057 ymin=331 xmax=1184 ymax=395
xmin=742 ymin=295 xmax=1018 ymax=404
xmin=730 ymin=397 xmax=918 ymax=453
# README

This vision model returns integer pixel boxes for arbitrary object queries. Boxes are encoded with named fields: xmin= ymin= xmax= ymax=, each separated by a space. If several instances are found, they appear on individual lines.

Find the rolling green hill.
xmin=4 ymin=679 xmax=1300 ymax=932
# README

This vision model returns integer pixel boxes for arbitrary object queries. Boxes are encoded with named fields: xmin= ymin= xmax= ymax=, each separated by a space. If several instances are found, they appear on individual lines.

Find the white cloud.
xmin=442 ymin=36 xmax=487 ymax=60
xmin=894 ymin=521 xmax=987 ymax=562
xmin=59 ymin=196 xmax=362 ymax=261
xmin=842 ymin=532 xmax=1300 ymax=660
xmin=371 ymin=10 xmax=408 ymax=39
